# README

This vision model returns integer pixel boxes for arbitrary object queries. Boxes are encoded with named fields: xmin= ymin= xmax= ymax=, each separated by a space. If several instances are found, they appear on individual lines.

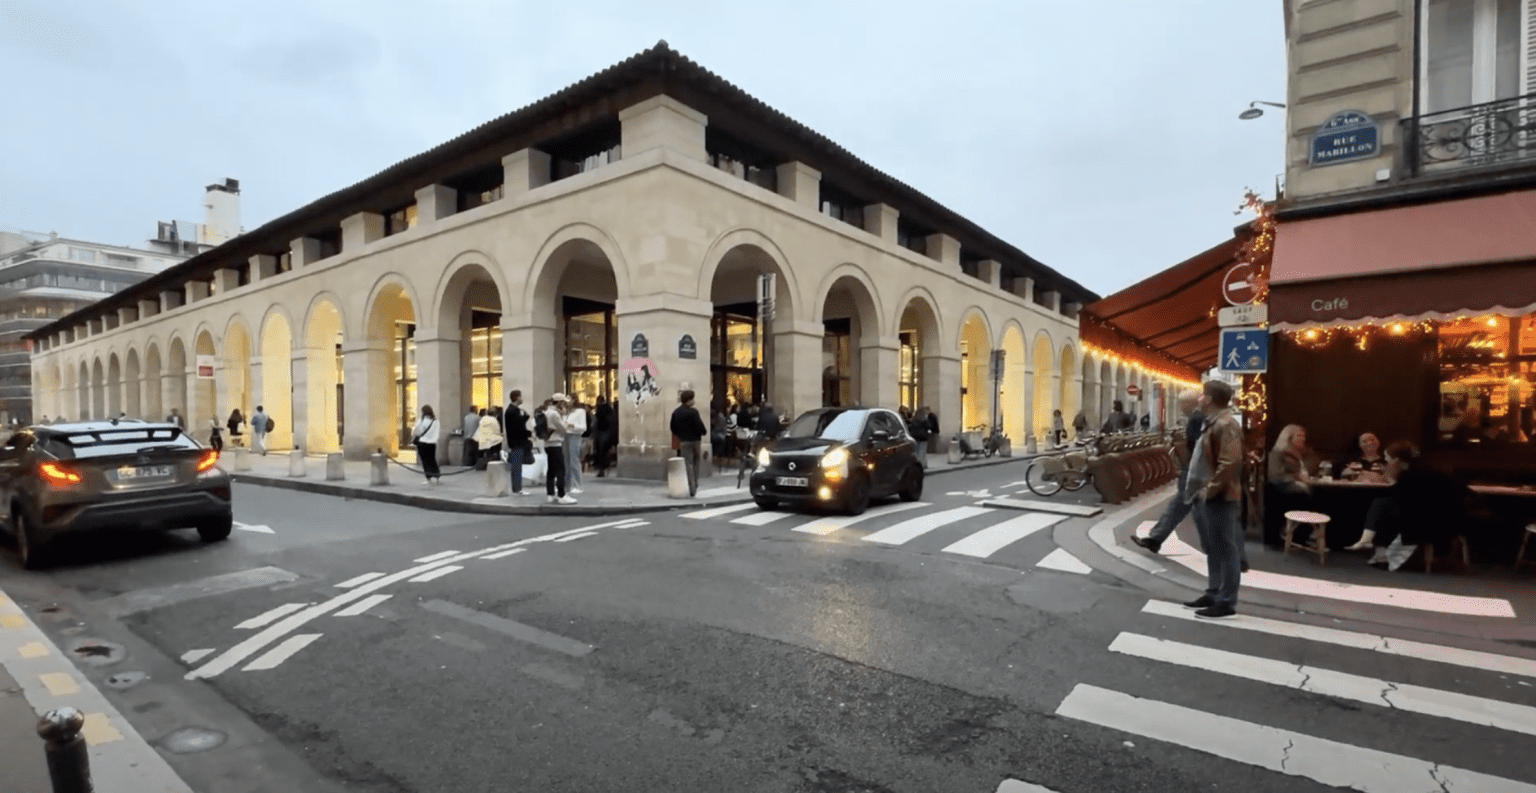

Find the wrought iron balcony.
xmin=1405 ymin=92 xmax=1536 ymax=176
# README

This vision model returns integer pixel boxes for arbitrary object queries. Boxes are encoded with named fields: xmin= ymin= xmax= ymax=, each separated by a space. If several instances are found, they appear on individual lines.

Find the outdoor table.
xmin=1309 ymin=479 xmax=1536 ymax=560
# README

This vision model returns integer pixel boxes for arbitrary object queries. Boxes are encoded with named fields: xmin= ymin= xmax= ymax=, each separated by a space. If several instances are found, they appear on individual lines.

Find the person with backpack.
xmin=251 ymin=405 xmax=270 ymax=455
xmin=502 ymin=390 xmax=533 ymax=496
xmin=544 ymin=394 xmax=576 ymax=504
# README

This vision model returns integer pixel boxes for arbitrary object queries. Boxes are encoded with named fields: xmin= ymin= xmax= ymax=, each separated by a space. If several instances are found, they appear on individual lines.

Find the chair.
xmin=1515 ymin=524 xmax=1536 ymax=569
xmin=1283 ymin=510 xmax=1331 ymax=565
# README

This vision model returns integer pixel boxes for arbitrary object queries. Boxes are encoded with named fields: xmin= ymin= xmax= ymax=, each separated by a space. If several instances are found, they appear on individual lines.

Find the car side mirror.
xmin=871 ymin=430 xmax=891 ymax=443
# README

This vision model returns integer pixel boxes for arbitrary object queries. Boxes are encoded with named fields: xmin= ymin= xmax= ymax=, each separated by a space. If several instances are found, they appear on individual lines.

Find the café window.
xmin=469 ymin=310 xmax=502 ymax=411
xmin=899 ymin=331 xmax=920 ymax=411
xmin=1437 ymin=313 xmax=1536 ymax=445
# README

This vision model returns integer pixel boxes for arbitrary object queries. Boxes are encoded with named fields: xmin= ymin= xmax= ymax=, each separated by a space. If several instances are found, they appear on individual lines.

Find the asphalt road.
xmin=3 ymin=467 xmax=1535 ymax=792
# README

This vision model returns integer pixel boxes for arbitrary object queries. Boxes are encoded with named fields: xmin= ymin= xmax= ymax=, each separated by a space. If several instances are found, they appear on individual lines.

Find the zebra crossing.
xmin=677 ymin=500 xmax=1084 ymax=568
xmin=1046 ymin=597 xmax=1536 ymax=791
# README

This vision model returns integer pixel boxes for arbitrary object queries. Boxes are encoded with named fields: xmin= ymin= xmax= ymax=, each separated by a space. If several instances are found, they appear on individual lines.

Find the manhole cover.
xmin=104 ymin=672 xmax=146 ymax=690
xmin=67 ymin=639 xmax=126 ymax=666
xmin=160 ymin=727 xmax=226 ymax=754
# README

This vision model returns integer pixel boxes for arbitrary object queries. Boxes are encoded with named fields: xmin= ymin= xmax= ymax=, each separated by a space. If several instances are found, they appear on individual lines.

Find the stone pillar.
xmin=775 ymin=320 xmax=824 ymax=422
xmin=291 ymin=237 xmax=322 ymax=269
xmin=863 ymin=204 xmax=899 ymax=244
xmin=185 ymin=281 xmax=210 ymax=304
xmin=289 ymin=349 xmax=311 ymax=452
xmin=502 ymin=149 xmax=552 ymax=197
xmin=501 ymin=316 xmax=557 ymax=413
xmin=414 ymin=185 xmax=457 ymax=225
xmin=922 ymin=354 xmax=962 ymax=439
xmin=1022 ymin=363 xmax=1035 ymax=446
xmin=341 ymin=212 xmax=385 ymax=251
xmin=618 ymin=96 xmax=707 ymax=162
xmin=925 ymin=234 xmax=960 ymax=267
xmin=979 ymin=260 xmax=1002 ymax=289
xmin=214 ymin=268 xmax=240 ymax=295
xmin=301 ymin=342 xmax=340 ymax=454
xmin=858 ymin=336 xmax=900 ymax=410
xmin=247 ymin=359 xmax=263 ymax=434
xmin=776 ymin=162 xmax=820 ymax=209
xmin=414 ymin=334 xmax=459 ymax=465
xmin=613 ymin=294 xmax=712 ymax=481
xmin=250 ymin=254 xmax=278 ymax=282
xmin=342 ymin=341 xmax=390 ymax=460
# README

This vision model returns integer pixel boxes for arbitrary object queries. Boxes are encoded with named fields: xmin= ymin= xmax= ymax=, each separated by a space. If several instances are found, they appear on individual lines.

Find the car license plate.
xmin=775 ymin=476 xmax=808 ymax=487
xmin=116 ymin=465 xmax=171 ymax=481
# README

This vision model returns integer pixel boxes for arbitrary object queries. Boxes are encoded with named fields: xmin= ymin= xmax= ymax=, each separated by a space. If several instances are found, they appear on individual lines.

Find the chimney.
xmin=199 ymin=178 xmax=241 ymax=247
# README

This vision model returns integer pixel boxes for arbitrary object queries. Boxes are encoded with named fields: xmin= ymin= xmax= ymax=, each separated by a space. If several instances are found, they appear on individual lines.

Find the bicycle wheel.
xmin=1024 ymin=460 xmax=1062 ymax=497
xmin=1062 ymin=470 xmax=1089 ymax=491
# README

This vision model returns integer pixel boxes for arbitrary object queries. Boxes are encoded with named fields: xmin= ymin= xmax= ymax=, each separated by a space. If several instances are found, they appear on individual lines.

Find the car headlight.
xmin=821 ymin=447 xmax=849 ymax=468
xmin=757 ymin=448 xmax=772 ymax=468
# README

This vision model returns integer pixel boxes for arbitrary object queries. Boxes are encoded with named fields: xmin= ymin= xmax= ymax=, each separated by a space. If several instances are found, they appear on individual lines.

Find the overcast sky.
xmin=1 ymin=0 xmax=1284 ymax=299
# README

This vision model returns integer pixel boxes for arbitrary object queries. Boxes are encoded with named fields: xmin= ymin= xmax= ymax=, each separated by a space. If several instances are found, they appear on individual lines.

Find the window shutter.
xmin=1524 ymin=0 xmax=1535 ymax=95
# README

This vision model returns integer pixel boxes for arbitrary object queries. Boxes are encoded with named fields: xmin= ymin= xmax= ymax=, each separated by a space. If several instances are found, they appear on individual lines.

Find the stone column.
xmin=289 ymin=349 xmax=311 ymax=453
xmin=858 ymin=336 xmax=900 ymax=409
xmin=613 ymin=295 xmax=712 ymax=481
xmin=342 ymin=340 xmax=390 ymax=459
xmin=501 ymin=314 xmax=557 ymax=412
xmin=922 ymin=354 xmax=961 ymax=439
xmin=414 ymin=334 xmax=459 ymax=468
xmin=775 ymin=319 xmax=824 ymax=422
xmin=1022 ymin=362 xmax=1036 ymax=446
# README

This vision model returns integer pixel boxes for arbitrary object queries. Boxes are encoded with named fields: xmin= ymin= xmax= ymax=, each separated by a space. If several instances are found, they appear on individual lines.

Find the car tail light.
xmin=195 ymin=451 xmax=219 ymax=473
xmin=39 ymin=462 xmax=82 ymax=486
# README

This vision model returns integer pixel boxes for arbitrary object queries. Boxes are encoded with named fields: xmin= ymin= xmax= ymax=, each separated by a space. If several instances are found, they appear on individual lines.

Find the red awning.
xmin=1270 ymin=258 xmax=1536 ymax=329
xmin=1081 ymin=235 xmax=1242 ymax=377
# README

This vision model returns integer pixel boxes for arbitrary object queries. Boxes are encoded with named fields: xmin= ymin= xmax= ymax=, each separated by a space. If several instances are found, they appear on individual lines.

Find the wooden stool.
xmin=1422 ymin=535 xmax=1471 ymax=574
xmin=1283 ymin=510 xmax=1331 ymax=565
xmin=1515 ymin=524 xmax=1536 ymax=569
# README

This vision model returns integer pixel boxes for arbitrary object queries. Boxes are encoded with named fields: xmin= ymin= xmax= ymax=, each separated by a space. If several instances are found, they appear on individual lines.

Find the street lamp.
xmin=1238 ymin=101 xmax=1287 ymax=120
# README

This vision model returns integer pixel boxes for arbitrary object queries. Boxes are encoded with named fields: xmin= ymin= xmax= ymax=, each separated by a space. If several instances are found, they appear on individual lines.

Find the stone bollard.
xmin=999 ymin=437 xmax=1013 ymax=458
xmin=665 ymin=457 xmax=689 ymax=498
xmin=448 ymin=436 xmax=464 ymax=467
xmin=484 ymin=461 xmax=509 ymax=497
xmin=232 ymin=447 xmax=251 ymax=471
xmin=1026 ymin=436 xmax=1038 ymax=455
xmin=325 ymin=453 xmax=345 ymax=481
xmin=38 ymin=707 xmax=93 ymax=793
xmin=288 ymin=449 xmax=306 ymax=478
xmin=947 ymin=439 xmax=962 ymax=465
xmin=370 ymin=452 xmax=389 ymax=486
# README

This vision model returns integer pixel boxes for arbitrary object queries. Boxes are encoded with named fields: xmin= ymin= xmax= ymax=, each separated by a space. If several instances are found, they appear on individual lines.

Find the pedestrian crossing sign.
xmin=1219 ymin=327 xmax=1268 ymax=374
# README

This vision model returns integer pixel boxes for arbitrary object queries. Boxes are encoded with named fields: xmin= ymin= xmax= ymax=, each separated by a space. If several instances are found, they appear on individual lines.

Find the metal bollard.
xmin=38 ymin=707 xmax=93 ymax=793
xmin=325 ymin=452 xmax=345 ymax=481
xmin=370 ymin=451 xmax=389 ymax=486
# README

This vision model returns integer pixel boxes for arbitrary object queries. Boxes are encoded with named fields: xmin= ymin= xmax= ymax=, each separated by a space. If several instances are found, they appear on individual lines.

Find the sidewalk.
xmin=225 ymin=445 xmax=1038 ymax=516
xmin=0 ymin=586 xmax=193 ymax=793
xmin=1064 ymin=484 xmax=1536 ymax=646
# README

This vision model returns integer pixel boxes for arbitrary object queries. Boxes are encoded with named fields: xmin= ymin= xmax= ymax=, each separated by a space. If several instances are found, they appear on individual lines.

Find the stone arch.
xmin=302 ymin=296 xmax=345 ymax=454
xmin=697 ymin=227 xmax=801 ymax=324
xmin=260 ymin=309 xmax=294 ymax=450
xmin=704 ymin=235 xmax=800 ymax=413
xmin=1058 ymin=342 xmax=1078 ymax=440
xmin=193 ymin=330 xmax=218 ymax=441
xmin=107 ymin=352 xmax=122 ymax=417
xmin=1031 ymin=330 xmax=1056 ymax=441
xmin=167 ymin=336 xmax=189 ymax=425
xmin=525 ymin=232 xmax=622 ymax=411
xmin=363 ymin=275 xmax=419 ymax=455
xmin=895 ymin=288 xmax=943 ymax=415
xmin=223 ymin=317 xmax=253 ymax=439
xmin=432 ymin=253 xmax=508 ymax=426
xmin=144 ymin=341 xmax=163 ymax=420
xmin=999 ymin=321 xmax=1027 ymax=444
xmin=125 ymin=348 xmax=141 ymax=417
xmin=525 ymin=223 xmax=631 ymax=318
xmin=958 ymin=309 xmax=992 ymax=430
xmin=815 ymin=264 xmax=885 ymax=407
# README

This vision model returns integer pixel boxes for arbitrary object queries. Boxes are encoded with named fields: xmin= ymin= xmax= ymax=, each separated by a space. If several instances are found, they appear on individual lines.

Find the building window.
xmin=705 ymin=127 xmax=780 ymax=192
xmin=315 ymin=228 xmax=342 ymax=259
xmin=896 ymin=220 xmax=930 ymax=255
xmin=818 ymin=182 xmax=866 ymax=231
xmin=469 ymin=310 xmax=502 ymax=412
xmin=276 ymin=252 xmax=292 ymax=274
xmin=548 ymin=120 xmax=623 ymax=183
xmin=564 ymin=299 xmax=616 ymax=406
xmin=899 ymin=331 xmax=920 ymax=412
xmin=385 ymin=204 xmax=418 ymax=236
xmin=69 ymin=247 xmax=95 ymax=263
xmin=1437 ymin=313 xmax=1535 ymax=445
xmin=394 ymin=322 xmax=417 ymax=444
xmin=1424 ymin=0 xmax=1525 ymax=112
xmin=711 ymin=304 xmax=763 ymax=409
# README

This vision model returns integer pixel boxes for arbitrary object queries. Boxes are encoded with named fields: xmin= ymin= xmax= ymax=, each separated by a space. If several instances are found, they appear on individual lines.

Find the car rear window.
xmin=53 ymin=428 xmax=199 ymax=459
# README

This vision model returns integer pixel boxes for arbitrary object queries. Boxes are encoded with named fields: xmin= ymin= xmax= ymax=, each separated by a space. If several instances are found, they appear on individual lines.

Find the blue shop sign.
xmin=1310 ymin=110 xmax=1379 ymax=166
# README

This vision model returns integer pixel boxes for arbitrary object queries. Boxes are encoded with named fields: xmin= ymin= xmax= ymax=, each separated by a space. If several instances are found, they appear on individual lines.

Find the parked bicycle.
xmin=1023 ymin=431 xmax=1100 ymax=496
xmin=957 ymin=424 xmax=1006 ymax=459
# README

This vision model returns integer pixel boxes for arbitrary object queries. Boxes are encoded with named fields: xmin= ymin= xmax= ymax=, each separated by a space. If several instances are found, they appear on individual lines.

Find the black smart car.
xmin=749 ymin=407 xmax=923 ymax=515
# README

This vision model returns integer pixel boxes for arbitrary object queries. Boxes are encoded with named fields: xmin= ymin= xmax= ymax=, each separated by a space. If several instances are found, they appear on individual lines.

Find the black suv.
xmin=749 ymin=407 xmax=923 ymax=515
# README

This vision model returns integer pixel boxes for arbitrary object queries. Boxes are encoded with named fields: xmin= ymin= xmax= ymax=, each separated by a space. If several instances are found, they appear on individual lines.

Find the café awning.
xmin=1270 ymin=257 xmax=1536 ymax=329
xmin=1080 ymin=235 xmax=1242 ymax=381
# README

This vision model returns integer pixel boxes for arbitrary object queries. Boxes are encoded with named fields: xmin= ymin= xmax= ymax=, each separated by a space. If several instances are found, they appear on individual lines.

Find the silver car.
xmin=0 ymin=420 xmax=234 ymax=568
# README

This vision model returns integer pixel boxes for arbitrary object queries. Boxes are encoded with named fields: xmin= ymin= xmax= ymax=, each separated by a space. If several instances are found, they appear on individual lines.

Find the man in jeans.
xmin=1133 ymin=391 xmax=1249 ymax=572
xmin=544 ymin=394 xmax=576 ymax=504
xmin=670 ymin=389 xmax=707 ymax=497
xmin=1183 ymin=379 xmax=1245 ymax=619
xmin=502 ymin=391 xmax=531 ymax=496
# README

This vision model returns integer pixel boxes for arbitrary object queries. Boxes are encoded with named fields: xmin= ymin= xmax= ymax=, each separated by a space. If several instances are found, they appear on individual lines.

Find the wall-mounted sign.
xmin=630 ymin=333 xmax=649 ymax=359
xmin=1310 ymin=110 xmax=1379 ymax=167
xmin=1222 ymin=263 xmax=1259 ymax=307
xmin=1219 ymin=327 xmax=1269 ymax=374
xmin=678 ymin=334 xmax=696 ymax=360
xmin=196 ymin=355 xmax=216 ymax=379
xmin=1218 ymin=303 xmax=1268 ymax=327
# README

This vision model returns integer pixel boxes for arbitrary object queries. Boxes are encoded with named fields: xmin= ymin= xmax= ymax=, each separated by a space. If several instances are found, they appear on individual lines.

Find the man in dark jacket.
xmin=1135 ymin=392 xmax=1205 ymax=555
xmin=503 ymin=390 xmax=532 ymax=495
xmin=592 ymin=396 xmax=616 ymax=477
xmin=670 ymin=390 xmax=708 ymax=497
xmin=1102 ymin=401 xmax=1133 ymax=434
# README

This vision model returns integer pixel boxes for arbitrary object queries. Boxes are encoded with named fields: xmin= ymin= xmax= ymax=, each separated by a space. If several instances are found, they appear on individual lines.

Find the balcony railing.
xmin=1405 ymin=92 xmax=1536 ymax=176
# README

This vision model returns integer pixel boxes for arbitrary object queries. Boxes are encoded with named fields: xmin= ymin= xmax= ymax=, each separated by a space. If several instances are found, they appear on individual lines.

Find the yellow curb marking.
xmin=0 ymin=614 xmax=25 ymax=629
xmin=39 ymin=672 xmax=79 ymax=696
xmin=81 ymin=713 xmax=122 ymax=746
xmin=18 ymin=642 xmax=48 ymax=659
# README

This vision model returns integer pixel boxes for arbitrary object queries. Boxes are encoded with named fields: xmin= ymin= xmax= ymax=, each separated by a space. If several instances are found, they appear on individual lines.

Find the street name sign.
xmin=1218 ymin=303 xmax=1268 ymax=327
xmin=1219 ymin=327 xmax=1269 ymax=374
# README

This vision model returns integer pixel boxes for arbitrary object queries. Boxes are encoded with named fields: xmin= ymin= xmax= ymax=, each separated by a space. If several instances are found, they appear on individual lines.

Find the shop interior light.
xmin=1390 ymin=323 xmax=1406 ymax=335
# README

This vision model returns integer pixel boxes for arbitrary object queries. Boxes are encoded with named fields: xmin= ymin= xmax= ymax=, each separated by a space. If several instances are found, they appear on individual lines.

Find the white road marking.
xmin=242 ymin=634 xmax=324 ymax=672
xmin=334 ymin=572 xmax=386 ymax=589
xmin=180 ymin=649 xmax=215 ymax=664
xmin=1141 ymin=599 xmax=1536 ymax=679
xmin=482 ymin=548 xmax=527 ymax=560
xmin=979 ymin=497 xmax=1102 ymax=517
xmin=615 ymin=521 xmax=648 ymax=529
xmin=186 ymin=523 xmax=615 ymax=680
xmin=731 ymin=510 xmax=797 ymax=526
xmin=861 ymin=506 xmax=992 ymax=545
xmin=1110 ymin=632 xmax=1536 ymax=735
xmin=333 ymin=594 xmax=392 ymax=618
xmin=1158 ymin=533 xmax=1517 ymax=617
xmin=553 ymin=531 xmax=598 ymax=542
xmin=409 ymin=566 xmax=463 ymax=583
xmin=1055 ymin=684 xmax=1536 ymax=793
xmin=234 ymin=603 xmax=309 ymax=630
xmin=793 ymin=501 xmax=930 ymax=536
xmin=997 ymin=780 xmax=1061 ymax=793
xmin=1036 ymin=548 xmax=1092 ymax=574
xmin=681 ymin=503 xmax=757 ymax=520
xmin=232 ymin=521 xmax=274 ymax=534
xmin=942 ymin=513 xmax=1063 ymax=558
xmin=412 ymin=550 xmax=461 ymax=563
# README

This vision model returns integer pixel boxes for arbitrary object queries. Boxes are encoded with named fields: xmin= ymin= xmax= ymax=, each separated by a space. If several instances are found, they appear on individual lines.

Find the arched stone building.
xmin=27 ymin=43 xmax=1100 ymax=478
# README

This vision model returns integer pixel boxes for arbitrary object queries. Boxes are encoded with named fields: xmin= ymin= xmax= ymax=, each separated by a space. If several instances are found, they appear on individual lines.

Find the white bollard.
xmin=1000 ymin=437 xmax=1013 ymax=458
xmin=325 ymin=453 xmax=345 ymax=481
xmin=370 ymin=453 xmax=389 ymax=486
xmin=232 ymin=447 xmax=251 ymax=471
xmin=665 ymin=457 xmax=689 ymax=498
xmin=947 ymin=439 xmax=962 ymax=465
xmin=484 ymin=461 xmax=509 ymax=497
xmin=288 ymin=449 xmax=306 ymax=478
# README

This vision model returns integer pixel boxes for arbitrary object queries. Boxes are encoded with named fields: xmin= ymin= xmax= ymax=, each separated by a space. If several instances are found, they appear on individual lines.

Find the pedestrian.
xmin=592 ymin=395 xmax=616 ymax=477
xmin=251 ymin=404 xmax=270 ymax=455
xmin=544 ymin=394 xmax=576 ymax=504
xmin=1182 ymin=379 xmax=1244 ymax=619
xmin=1052 ymin=409 xmax=1066 ymax=447
xmin=1101 ymin=401 xmax=1132 ymax=434
xmin=563 ymin=397 xmax=586 ymax=494
xmin=463 ymin=405 xmax=481 ymax=468
xmin=909 ymin=406 xmax=932 ymax=468
xmin=208 ymin=418 xmax=224 ymax=453
xmin=1134 ymin=391 xmax=1253 ymax=570
xmin=502 ymin=390 xmax=532 ymax=496
xmin=670 ymin=389 xmax=707 ymax=497
xmin=473 ymin=406 xmax=503 ymax=471
xmin=227 ymin=408 xmax=244 ymax=447
xmin=411 ymin=405 xmax=441 ymax=485
xmin=1073 ymin=411 xmax=1087 ymax=438
xmin=167 ymin=407 xmax=183 ymax=429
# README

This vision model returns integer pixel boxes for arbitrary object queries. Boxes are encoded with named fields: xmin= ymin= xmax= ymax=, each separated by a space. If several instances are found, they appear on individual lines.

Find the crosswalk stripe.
xmin=680 ymin=503 xmax=758 ymax=520
xmin=1056 ymin=683 xmax=1536 ymax=793
xmin=996 ymin=780 xmax=1060 ymax=792
xmin=1110 ymin=631 xmax=1536 ymax=736
xmin=860 ymin=506 xmax=992 ymax=546
xmin=1036 ymin=548 xmax=1092 ymax=574
xmin=792 ymin=502 xmax=930 ymax=535
xmin=1141 ymin=600 xmax=1536 ymax=679
xmin=942 ymin=512 xmax=1062 ymax=558
xmin=333 ymin=594 xmax=392 ymax=618
xmin=730 ymin=510 xmax=796 ymax=526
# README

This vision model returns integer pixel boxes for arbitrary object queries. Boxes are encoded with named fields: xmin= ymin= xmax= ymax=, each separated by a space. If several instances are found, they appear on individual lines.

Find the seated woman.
xmin=1340 ymin=432 xmax=1388 ymax=482
xmin=1268 ymin=424 xmax=1317 ymax=544
xmin=1344 ymin=441 xmax=1465 ymax=569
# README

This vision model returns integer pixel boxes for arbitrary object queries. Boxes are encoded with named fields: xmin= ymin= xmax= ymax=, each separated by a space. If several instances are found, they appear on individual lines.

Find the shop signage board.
xmin=1309 ymin=110 xmax=1379 ymax=167
xmin=678 ymin=334 xmax=696 ymax=360
xmin=196 ymin=355 xmax=216 ymax=379
xmin=1219 ymin=327 xmax=1268 ymax=374
xmin=1218 ymin=303 xmax=1268 ymax=327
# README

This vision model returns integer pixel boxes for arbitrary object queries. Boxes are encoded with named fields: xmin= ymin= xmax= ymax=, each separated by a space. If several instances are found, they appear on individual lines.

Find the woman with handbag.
xmin=411 ymin=405 xmax=441 ymax=485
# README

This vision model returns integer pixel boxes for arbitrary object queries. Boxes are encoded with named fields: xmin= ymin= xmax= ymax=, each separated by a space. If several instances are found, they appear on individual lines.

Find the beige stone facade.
xmin=28 ymin=45 xmax=1109 ymax=478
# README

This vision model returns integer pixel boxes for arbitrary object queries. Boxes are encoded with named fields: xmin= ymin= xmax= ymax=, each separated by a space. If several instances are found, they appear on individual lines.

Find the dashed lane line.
xmin=413 ymin=550 xmax=461 ymax=563
xmin=234 ymin=603 xmax=309 ymax=630
xmin=421 ymin=599 xmax=594 ymax=657
xmin=243 ymin=634 xmax=324 ymax=672
xmin=333 ymin=594 xmax=392 ymax=618
xmin=482 ymin=548 xmax=527 ymax=561
xmin=335 ymin=572 xmax=387 ymax=589
xmin=408 ymin=566 xmax=463 ymax=583
xmin=553 ymin=531 xmax=599 ymax=542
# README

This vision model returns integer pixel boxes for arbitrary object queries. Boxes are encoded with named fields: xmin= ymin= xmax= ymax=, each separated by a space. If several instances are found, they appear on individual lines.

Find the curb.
xmin=0 ymin=586 xmax=194 ymax=793
xmin=231 ymin=450 xmax=1033 ymax=516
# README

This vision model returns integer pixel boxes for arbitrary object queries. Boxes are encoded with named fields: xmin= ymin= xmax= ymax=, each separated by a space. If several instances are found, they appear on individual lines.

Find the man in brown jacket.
xmin=1184 ymin=379 xmax=1245 ymax=619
